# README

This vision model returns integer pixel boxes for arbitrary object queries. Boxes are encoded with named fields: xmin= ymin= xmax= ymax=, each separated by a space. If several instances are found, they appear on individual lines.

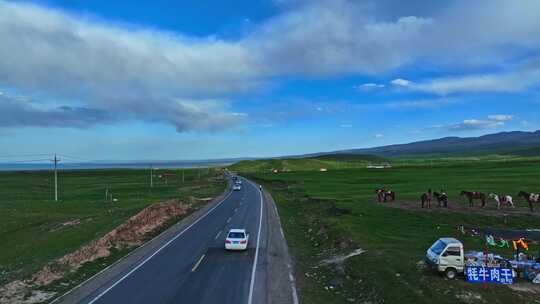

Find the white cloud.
xmin=374 ymin=134 xmax=384 ymax=138
xmin=1 ymin=0 xmax=540 ymax=131
xmin=339 ymin=124 xmax=353 ymax=128
xmin=391 ymin=78 xmax=412 ymax=87
xmin=487 ymin=114 xmax=513 ymax=122
xmin=391 ymin=63 xmax=540 ymax=95
xmin=0 ymin=1 xmax=253 ymax=131
xmin=385 ymin=98 xmax=458 ymax=109
xmin=432 ymin=114 xmax=513 ymax=132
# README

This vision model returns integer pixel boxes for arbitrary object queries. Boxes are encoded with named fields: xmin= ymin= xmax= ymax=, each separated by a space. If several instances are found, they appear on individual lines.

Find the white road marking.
xmin=280 ymin=227 xmax=285 ymax=238
xmin=247 ymin=178 xmax=264 ymax=304
xmin=288 ymin=272 xmax=299 ymax=304
xmin=191 ymin=254 xmax=206 ymax=272
xmin=214 ymin=230 xmax=222 ymax=240
xmin=227 ymin=217 xmax=232 ymax=223
xmin=291 ymin=283 xmax=299 ymax=304
xmin=86 ymin=189 xmax=234 ymax=304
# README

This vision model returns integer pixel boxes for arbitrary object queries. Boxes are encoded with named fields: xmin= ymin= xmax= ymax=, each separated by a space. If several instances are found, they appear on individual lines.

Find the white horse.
xmin=489 ymin=193 xmax=514 ymax=209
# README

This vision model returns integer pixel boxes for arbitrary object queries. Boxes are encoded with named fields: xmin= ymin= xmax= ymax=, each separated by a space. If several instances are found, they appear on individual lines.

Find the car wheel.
xmin=445 ymin=268 xmax=457 ymax=280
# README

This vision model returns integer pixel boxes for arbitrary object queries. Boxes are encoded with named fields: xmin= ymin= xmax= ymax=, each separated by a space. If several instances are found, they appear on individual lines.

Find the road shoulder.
xmin=264 ymin=189 xmax=299 ymax=304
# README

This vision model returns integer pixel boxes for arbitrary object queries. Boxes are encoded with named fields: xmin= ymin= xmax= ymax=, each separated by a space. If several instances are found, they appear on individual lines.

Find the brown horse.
xmin=421 ymin=189 xmax=432 ymax=208
xmin=518 ymin=191 xmax=540 ymax=212
xmin=434 ymin=191 xmax=448 ymax=208
xmin=460 ymin=191 xmax=486 ymax=207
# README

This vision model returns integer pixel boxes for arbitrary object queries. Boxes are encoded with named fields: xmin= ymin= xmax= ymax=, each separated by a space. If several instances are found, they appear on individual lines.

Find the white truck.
xmin=425 ymin=237 xmax=464 ymax=279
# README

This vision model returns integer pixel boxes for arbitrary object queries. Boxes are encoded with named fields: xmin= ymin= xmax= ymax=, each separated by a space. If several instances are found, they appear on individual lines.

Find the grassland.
xmin=0 ymin=167 xmax=226 ymax=288
xmin=241 ymin=157 xmax=540 ymax=304
xmin=231 ymin=154 xmax=386 ymax=172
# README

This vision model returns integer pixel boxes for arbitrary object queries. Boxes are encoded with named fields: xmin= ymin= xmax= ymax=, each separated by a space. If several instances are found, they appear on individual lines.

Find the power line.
xmin=11 ymin=159 xmax=52 ymax=163
xmin=0 ymin=154 xmax=52 ymax=159
xmin=58 ymin=154 xmax=97 ymax=162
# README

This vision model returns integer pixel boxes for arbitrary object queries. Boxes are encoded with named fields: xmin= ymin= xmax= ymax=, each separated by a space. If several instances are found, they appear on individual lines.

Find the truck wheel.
xmin=445 ymin=268 xmax=457 ymax=280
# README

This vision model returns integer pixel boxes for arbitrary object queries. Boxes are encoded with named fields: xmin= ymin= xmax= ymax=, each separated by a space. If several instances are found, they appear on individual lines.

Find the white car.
xmin=225 ymin=229 xmax=249 ymax=250
xmin=233 ymin=184 xmax=241 ymax=191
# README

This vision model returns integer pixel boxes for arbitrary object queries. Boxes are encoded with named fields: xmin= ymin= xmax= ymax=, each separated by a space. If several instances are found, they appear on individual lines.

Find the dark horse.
xmin=375 ymin=188 xmax=395 ymax=202
xmin=518 ymin=191 xmax=540 ymax=212
xmin=434 ymin=191 xmax=449 ymax=208
xmin=460 ymin=191 xmax=486 ymax=207
xmin=421 ymin=189 xmax=432 ymax=208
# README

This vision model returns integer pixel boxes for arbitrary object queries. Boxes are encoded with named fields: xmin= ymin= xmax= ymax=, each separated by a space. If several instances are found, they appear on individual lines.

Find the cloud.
xmin=0 ymin=94 xmax=112 ymax=128
xmin=0 ymin=1 xmax=253 ymax=131
xmin=0 ymin=93 xmax=244 ymax=131
xmin=487 ymin=114 xmax=513 ymax=122
xmin=391 ymin=62 xmax=540 ymax=95
xmin=355 ymin=83 xmax=385 ymax=92
xmin=255 ymin=0 xmax=540 ymax=76
xmin=432 ymin=114 xmax=513 ymax=132
xmin=339 ymin=124 xmax=353 ymax=128
xmin=390 ymin=78 xmax=412 ymax=87
xmin=385 ymin=98 xmax=458 ymax=109
xmin=374 ymin=134 xmax=384 ymax=138
xmin=1 ymin=0 xmax=540 ymax=131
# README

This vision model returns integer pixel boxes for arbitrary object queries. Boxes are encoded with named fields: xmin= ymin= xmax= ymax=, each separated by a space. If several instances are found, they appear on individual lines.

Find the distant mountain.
xmin=312 ymin=131 xmax=540 ymax=158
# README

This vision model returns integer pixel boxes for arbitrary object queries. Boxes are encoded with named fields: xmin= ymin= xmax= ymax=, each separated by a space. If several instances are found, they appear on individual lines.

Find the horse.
xmin=488 ymin=193 xmax=514 ymax=209
xmin=460 ymin=191 xmax=486 ymax=207
xmin=375 ymin=188 xmax=385 ymax=202
xmin=421 ymin=189 xmax=432 ymax=208
xmin=434 ymin=191 xmax=448 ymax=208
xmin=518 ymin=191 xmax=540 ymax=212
xmin=384 ymin=190 xmax=395 ymax=202
xmin=375 ymin=188 xmax=395 ymax=202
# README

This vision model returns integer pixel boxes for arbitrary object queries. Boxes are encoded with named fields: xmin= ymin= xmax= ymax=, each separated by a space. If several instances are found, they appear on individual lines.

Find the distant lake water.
xmin=0 ymin=160 xmax=235 ymax=171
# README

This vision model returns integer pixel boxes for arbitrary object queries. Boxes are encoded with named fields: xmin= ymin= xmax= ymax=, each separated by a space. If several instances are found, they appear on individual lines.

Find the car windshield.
xmin=429 ymin=240 xmax=447 ymax=255
xmin=228 ymin=232 xmax=245 ymax=239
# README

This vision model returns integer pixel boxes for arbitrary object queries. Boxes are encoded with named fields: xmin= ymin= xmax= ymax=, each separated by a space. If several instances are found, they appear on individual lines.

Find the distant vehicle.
xmin=235 ymin=179 xmax=242 ymax=185
xmin=225 ymin=229 xmax=249 ymax=250
xmin=425 ymin=237 xmax=464 ymax=279
xmin=233 ymin=184 xmax=241 ymax=191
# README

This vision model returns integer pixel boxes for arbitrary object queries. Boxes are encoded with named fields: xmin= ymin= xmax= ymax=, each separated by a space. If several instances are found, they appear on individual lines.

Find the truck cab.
xmin=425 ymin=237 xmax=464 ymax=279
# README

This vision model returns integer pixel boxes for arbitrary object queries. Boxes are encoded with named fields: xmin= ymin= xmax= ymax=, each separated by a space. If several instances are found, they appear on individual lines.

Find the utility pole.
xmin=150 ymin=165 xmax=154 ymax=188
xmin=53 ymin=154 xmax=60 ymax=202
xmin=182 ymin=169 xmax=185 ymax=183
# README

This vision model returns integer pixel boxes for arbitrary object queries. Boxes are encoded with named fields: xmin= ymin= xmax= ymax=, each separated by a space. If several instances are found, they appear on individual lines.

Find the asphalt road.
xmin=77 ymin=177 xmax=268 ymax=304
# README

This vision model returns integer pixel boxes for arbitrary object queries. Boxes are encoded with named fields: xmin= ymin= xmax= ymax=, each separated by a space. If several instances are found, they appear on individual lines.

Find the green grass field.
xmin=242 ymin=157 xmax=540 ymax=304
xmin=0 ymin=168 xmax=226 ymax=287
xmin=231 ymin=154 xmax=387 ymax=173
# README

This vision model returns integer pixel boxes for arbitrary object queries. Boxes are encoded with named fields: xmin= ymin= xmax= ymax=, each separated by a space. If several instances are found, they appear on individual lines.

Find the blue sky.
xmin=0 ymin=0 xmax=539 ymax=160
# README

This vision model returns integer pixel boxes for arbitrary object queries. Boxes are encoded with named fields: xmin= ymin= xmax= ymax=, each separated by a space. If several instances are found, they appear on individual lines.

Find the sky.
xmin=0 ymin=0 xmax=539 ymax=160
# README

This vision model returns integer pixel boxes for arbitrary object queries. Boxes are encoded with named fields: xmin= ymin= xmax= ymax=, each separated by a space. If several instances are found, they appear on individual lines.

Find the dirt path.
xmin=384 ymin=200 xmax=540 ymax=218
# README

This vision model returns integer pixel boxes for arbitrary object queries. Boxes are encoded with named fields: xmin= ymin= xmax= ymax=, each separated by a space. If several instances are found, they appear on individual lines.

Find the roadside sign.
xmin=465 ymin=266 xmax=513 ymax=284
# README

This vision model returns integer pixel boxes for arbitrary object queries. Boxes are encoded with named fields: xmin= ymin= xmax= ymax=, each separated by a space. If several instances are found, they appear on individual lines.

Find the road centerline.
xmin=191 ymin=254 xmax=206 ymax=272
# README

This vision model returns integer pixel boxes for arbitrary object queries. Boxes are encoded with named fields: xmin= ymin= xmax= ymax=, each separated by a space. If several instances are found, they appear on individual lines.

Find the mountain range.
xmin=308 ymin=131 xmax=540 ymax=158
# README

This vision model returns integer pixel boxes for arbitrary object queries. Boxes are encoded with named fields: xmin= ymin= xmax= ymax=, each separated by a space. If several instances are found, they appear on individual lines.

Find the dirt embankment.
xmin=0 ymin=199 xmax=191 ymax=304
